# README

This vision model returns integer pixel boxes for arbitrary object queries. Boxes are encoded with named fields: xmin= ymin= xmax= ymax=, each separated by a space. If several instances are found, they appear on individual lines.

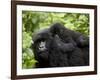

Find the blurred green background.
xmin=22 ymin=11 xmax=89 ymax=69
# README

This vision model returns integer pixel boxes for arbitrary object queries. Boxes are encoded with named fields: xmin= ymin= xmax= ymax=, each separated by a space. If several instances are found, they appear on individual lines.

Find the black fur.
xmin=32 ymin=23 xmax=89 ymax=68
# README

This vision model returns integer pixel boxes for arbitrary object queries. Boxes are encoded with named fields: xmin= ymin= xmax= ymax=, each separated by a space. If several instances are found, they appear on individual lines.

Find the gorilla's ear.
xmin=32 ymin=34 xmax=41 ymax=42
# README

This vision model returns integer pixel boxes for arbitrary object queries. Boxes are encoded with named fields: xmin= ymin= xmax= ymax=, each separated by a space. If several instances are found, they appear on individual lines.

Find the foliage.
xmin=22 ymin=11 xmax=89 ymax=69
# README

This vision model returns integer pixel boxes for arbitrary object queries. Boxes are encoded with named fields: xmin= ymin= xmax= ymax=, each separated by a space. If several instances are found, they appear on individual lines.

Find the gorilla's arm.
xmin=49 ymin=35 xmax=70 ymax=67
xmin=52 ymin=35 xmax=76 ymax=52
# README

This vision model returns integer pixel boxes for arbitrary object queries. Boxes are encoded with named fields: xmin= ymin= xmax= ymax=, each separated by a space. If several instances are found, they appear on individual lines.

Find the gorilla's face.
xmin=32 ymin=31 xmax=52 ymax=62
xmin=38 ymin=41 xmax=46 ymax=51
xmin=33 ymin=39 xmax=49 ymax=61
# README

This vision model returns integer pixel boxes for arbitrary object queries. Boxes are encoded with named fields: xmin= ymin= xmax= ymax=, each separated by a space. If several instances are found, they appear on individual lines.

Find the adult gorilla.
xmin=32 ymin=29 xmax=52 ymax=68
xmin=32 ymin=23 xmax=89 ymax=68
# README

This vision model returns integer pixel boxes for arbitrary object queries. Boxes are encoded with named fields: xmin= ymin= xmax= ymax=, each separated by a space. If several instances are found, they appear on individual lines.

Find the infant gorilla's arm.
xmin=52 ymin=35 xmax=76 ymax=52
xmin=50 ymin=23 xmax=89 ymax=47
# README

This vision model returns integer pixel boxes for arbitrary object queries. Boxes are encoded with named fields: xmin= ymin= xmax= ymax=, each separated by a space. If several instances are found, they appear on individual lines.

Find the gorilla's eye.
xmin=38 ymin=41 xmax=46 ymax=51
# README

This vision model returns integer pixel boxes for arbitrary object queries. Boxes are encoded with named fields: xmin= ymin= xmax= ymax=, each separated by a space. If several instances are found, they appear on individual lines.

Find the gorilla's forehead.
xmin=33 ymin=28 xmax=51 ymax=41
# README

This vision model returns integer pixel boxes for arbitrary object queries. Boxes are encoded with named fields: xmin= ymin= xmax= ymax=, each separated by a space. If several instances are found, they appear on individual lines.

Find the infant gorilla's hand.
xmin=77 ymin=36 xmax=89 ymax=47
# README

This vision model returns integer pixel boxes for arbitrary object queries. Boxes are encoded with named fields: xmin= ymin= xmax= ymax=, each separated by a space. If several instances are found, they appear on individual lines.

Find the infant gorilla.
xmin=50 ymin=23 xmax=89 ymax=47
xmin=32 ymin=23 xmax=89 ymax=68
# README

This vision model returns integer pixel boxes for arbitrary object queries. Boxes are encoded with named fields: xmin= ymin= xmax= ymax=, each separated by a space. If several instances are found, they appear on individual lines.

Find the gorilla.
xmin=32 ymin=29 xmax=52 ymax=68
xmin=32 ymin=23 xmax=89 ymax=68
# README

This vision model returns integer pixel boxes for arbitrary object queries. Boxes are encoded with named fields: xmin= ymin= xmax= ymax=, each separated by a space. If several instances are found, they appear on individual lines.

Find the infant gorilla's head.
xmin=50 ymin=23 xmax=66 ymax=36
